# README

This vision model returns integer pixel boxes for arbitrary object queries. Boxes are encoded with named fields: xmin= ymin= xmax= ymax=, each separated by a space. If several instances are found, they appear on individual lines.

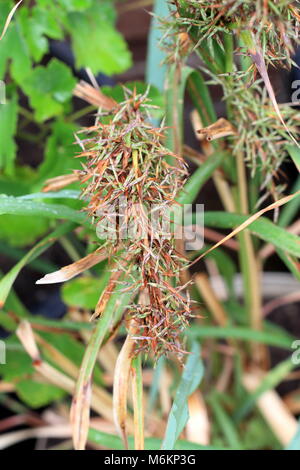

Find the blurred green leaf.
xmin=0 ymin=335 xmax=33 ymax=381
xmin=57 ymin=0 xmax=93 ymax=11
xmin=161 ymin=342 xmax=204 ymax=450
xmin=177 ymin=151 xmax=228 ymax=204
xmin=234 ymin=357 xmax=296 ymax=421
xmin=0 ymin=2 xmax=32 ymax=84
xmin=62 ymin=273 xmax=111 ymax=310
xmin=35 ymin=120 xmax=80 ymax=186
xmin=88 ymin=428 xmax=226 ymax=450
xmin=0 ymin=215 xmax=50 ymax=247
xmin=0 ymin=195 xmax=86 ymax=225
xmin=189 ymin=325 xmax=294 ymax=349
xmin=0 ymin=167 xmax=51 ymax=246
xmin=209 ymin=393 xmax=243 ymax=449
xmin=203 ymin=211 xmax=300 ymax=258
xmin=16 ymin=379 xmax=66 ymax=408
xmin=22 ymin=59 xmax=76 ymax=121
xmin=0 ymin=222 xmax=76 ymax=308
xmin=243 ymin=415 xmax=280 ymax=450
xmin=278 ymin=175 xmax=300 ymax=228
xmin=67 ymin=2 xmax=132 ymax=75
xmin=286 ymin=144 xmax=300 ymax=173
xmin=187 ymin=70 xmax=217 ymax=127
xmin=0 ymin=92 xmax=18 ymax=176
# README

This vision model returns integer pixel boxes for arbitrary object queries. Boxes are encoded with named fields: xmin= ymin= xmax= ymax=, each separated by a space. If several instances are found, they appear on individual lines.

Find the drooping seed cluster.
xmin=76 ymin=89 xmax=192 ymax=357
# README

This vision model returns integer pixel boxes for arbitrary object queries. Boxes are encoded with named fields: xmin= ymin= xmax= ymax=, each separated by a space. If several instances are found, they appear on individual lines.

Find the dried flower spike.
xmin=75 ymin=87 xmax=192 ymax=358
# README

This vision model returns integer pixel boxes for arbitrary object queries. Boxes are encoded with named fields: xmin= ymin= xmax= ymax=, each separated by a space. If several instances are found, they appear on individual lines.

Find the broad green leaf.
xmin=187 ymin=70 xmax=217 ymax=127
xmin=203 ymin=211 xmax=300 ymax=259
xmin=19 ymin=7 xmax=49 ymax=61
xmin=276 ymin=248 xmax=300 ymax=282
xmin=16 ymin=379 xmax=66 ymax=408
xmin=28 ymin=317 xmax=93 ymax=331
xmin=0 ymin=308 xmax=16 ymax=331
xmin=0 ymin=91 xmax=18 ymax=176
xmin=234 ymin=357 xmax=297 ymax=422
xmin=209 ymin=393 xmax=243 ymax=449
xmin=177 ymin=151 xmax=228 ymax=204
xmin=0 ymin=2 xmax=32 ymax=84
xmin=3 ymin=282 xmax=30 ymax=318
xmin=0 ymin=195 xmax=86 ymax=226
xmin=279 ymin=175 xmax=300 ymax=227
xmin=286 ymin=144 xmax=300 ymax=173
xmin=243 ymin=415 xmax=280 ymax=450
xmin=30 ymin=6 xmax=64 ymax=40
xmin=22 ymin=59 xmax=76 ymax=121
xmin=57 ymin=0 xmax=93 ymax=11
xmin=88 ymin=428 xmax=226 ymax=451
xmin=35 ymin=120 xmax=80 ymax=186
xmin=0 ymin=167 xmax=51 ymax=246
xmin=20 ymin=190 xmax=81 ymax=201
xmin=62 ymin=273 xmax=111 ymax=310
xmin=0 ymin=214 xmax=50 ymax=247
xmin=188 ymin=325 xmax=295 ymax=349
xmin=161 ymin=342 xmax=204 ymax=450
xmin=0 ymin=335 xmax=34 ymax=381
xmin=67 ymin=3 xmax=132 ymax=75
xmin=0 ymin=222 xmax=76 ymax=308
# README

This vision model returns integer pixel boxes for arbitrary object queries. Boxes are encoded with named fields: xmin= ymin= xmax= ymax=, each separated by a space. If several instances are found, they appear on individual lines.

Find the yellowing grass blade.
xmin=36 ymin=249 xmax=108 ymax=284
xmin=191 ymin=191 xmax=300 ymax=265
xmin=0 ymin=0 xmax=23 ymax=41
xmin=113 ymin=321 xmax=138 ymax=449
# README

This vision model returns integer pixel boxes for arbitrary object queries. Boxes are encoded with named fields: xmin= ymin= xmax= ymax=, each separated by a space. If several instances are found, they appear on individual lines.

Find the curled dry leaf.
xmin=197 ymin=118 xmax=236 ymax=141
xmin=16 ymin=320 xmax=40 ymax=363
xmin=36 ymin=248 xmax=109 ymax=284
xmin=42 ymin=173 xmax=80 ymax=193
xmin=73 ymin=81 xmax=117 ymax=110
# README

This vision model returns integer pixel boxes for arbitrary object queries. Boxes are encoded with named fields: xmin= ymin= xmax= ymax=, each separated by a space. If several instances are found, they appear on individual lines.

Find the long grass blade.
xmin=0 ymin=0 xmax=23 ymax=41
xmin=161 ymin=341 xmax=204 ymax=450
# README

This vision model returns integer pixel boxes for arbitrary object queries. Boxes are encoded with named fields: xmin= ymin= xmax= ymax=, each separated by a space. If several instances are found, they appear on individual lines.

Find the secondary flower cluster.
xmin=173 ymin=0 xmax=299 ymax=68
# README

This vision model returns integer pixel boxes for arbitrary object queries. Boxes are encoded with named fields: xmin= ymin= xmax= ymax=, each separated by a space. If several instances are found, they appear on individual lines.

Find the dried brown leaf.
xmin=197 ymin=118 xmax=236 ymax=141
xmin=42 ymin=173 xmax=80 ymax=192
xmin=36 ymin=249 xmax=108 ymax=284
xmin=74 ymin=81 xmax=117 ymax=110
xmin=113 ymin=321 xmax=138 ymax=449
